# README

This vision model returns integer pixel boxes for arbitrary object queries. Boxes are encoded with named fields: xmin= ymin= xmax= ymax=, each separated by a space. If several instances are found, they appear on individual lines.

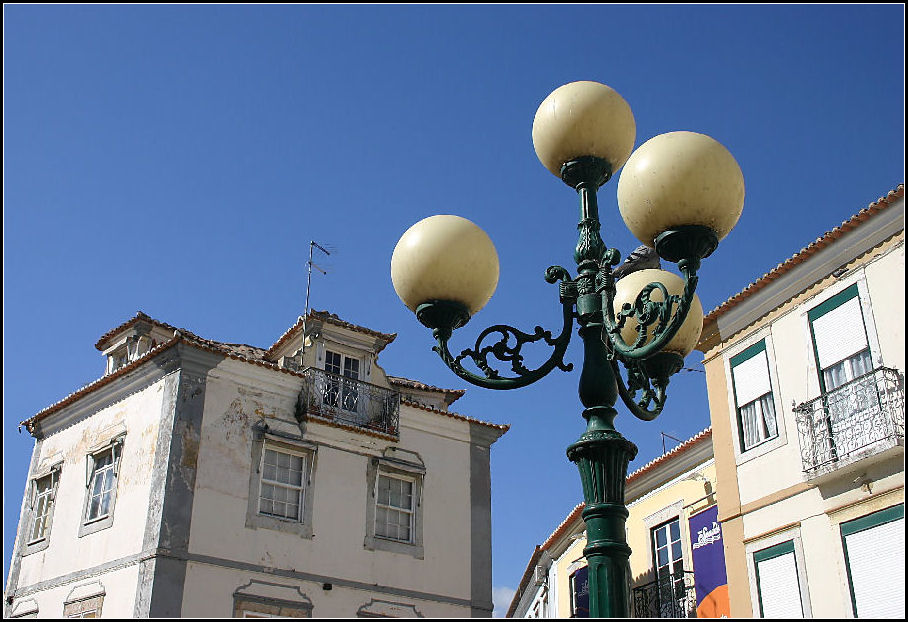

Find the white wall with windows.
xmin=7 ymin=313 xmax=504 ymax=618
xmin=699 ymin=191 xmax=904 ymax=618
xmin=11 ymin=373 xmax=169 ymax=601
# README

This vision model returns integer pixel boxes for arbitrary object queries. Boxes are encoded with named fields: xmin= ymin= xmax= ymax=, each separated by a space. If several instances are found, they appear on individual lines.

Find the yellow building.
xmin=508 ymin=428 xmax=727 ymax=618
xmin=696 ymin=185 xmax=904 ymax=618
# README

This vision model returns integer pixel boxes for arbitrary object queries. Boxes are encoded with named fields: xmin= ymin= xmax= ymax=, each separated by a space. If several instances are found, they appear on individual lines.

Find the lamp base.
xmin=415 ymin=300 xmax=471 ymax=340
xmin=561 ymin=156 xmax=612 ymax=189
xmin=654 ymin=226 xmax=719 ymax=263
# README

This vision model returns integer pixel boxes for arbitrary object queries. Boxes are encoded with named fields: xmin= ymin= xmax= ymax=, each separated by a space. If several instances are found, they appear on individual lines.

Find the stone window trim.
xmin=232 ymin=579 xmax=313 ymax=618
xmin=364 ymin=452 xmax=425 ymax=559
xmin=63 ymin=595 xmax=104 ymax=619
xmin=77 ymin=435 xmax=125 ymax=538
xmin=356 ymin=598 xmax=424 ymax=618
xmin=245 ymin=429 xmax=318 ymax=539
xmin=744 ymin=528 xmax=812 ymax=619
xmin=63 ymin=582 xmax=105 ymax=618
xmin=8 ymin=599 xmax=39 ymax=618
xmin=21 ymin=461 xmax=63 ymax=556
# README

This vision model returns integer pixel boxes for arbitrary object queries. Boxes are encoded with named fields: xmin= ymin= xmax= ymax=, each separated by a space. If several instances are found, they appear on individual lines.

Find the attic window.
xmin=108 ymin=347 xmax=128 ymax=374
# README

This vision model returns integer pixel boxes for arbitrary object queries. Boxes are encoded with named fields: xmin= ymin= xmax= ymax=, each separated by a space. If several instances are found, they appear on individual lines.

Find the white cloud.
xmin=492 ymin=586 xmax=517 ymax=618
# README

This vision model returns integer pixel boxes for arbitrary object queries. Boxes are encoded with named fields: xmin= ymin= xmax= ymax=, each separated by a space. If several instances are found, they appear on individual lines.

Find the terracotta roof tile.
xmin=704 ymin=184 xmax=904 ymax=322
xmin=399 ymin=398 xmax=508 ymax=432
xmin=265 ymin=310 xmax=397 ymax=359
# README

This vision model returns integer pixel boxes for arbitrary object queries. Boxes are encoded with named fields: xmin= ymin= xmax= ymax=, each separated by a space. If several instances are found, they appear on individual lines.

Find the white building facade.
xmin=5 ymin=310 xmax=507 ymax=618
xmin=697 ymin=185 xmax=905 ymax=618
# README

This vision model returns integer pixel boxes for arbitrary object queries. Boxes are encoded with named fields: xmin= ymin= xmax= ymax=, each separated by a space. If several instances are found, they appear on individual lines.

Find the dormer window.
xmin=324 ymin=350 xmax=360 ymax=411
xmin=108 ymin=347 xmax=128 ymax=374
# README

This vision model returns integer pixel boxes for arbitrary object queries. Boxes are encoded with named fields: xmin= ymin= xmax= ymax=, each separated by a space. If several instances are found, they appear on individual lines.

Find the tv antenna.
xmin=300 ymin=240 xmax=331 ymax=361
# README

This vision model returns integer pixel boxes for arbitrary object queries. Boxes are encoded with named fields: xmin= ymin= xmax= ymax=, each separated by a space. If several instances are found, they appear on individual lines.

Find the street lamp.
xmin=390 ymin=81 xmax=744 ymax=617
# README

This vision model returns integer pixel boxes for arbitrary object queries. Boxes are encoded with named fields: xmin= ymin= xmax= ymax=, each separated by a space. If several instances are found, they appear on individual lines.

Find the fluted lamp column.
xmin=390 ymin=79 xmax=744 ymax=618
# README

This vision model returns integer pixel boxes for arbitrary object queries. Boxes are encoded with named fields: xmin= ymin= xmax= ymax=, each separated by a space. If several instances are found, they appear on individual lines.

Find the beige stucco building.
xmin=5 ymin=310 xmax=507 ymax=618
xmin=696 ymin=184 xmax=905 ymax=618
xmin=507 ymin=428 xmax=726 ymax=618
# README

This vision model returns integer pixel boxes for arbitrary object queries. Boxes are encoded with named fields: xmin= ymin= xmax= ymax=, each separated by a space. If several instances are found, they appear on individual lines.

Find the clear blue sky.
xmin=3 ymin=5 xmax=904 ymax=615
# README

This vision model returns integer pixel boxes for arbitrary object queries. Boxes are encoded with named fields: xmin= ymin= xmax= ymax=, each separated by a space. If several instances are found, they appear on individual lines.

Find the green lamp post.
xmin=390 ymin=81 xmax=744 ymax=618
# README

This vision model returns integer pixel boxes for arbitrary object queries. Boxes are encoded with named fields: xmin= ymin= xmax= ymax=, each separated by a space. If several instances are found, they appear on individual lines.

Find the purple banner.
xmin=688 ymin=505 xmax=729 ymax=617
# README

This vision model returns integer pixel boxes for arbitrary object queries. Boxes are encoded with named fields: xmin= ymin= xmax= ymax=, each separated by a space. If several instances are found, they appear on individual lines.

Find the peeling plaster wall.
xmin=11 ymin=372 xmax=169 ymax=613
xmin=11 ymin=563 xmax=141 ymax=618
xmin=180 ymin=357 xmax=481 ymax=617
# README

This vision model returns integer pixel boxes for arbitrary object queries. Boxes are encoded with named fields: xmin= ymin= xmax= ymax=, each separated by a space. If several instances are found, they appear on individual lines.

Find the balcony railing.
xmin=794 ymin=366 xmax=904 ymax=475
xmin=632 ymin=570 xmax=697 ymax=618
xmin=297 ymin=368 xmax=400 ymax=437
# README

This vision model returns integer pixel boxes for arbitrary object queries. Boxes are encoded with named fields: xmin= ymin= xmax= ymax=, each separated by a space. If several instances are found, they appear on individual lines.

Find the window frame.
xmin=807 ymin=284 xmax=874 ymax=394
xmin=374 ymin=471 xmax=416 ymax=543
xmin=63 ymin=595 xmax=104 ymax=619
xmin=364 ymin=456 xmax=425 ymax=559
xmin=724 ymin=334 xmax=788 ymax=464
xmin=245 ymin=433 xmax=317 ymax=539
xmin=78 ymin=437 xmax=124 ymax=537
xmin=323 ymin=349 xmax=362 ymax=413
xmin=258 ymin=446 xmax=307 ymax=522
xmin=22 ymin=463 xmax=62 ymax=555
xmin=730 ymin=340 xmax=779 ymax=453
xmin=840 ymin=504 xmax=905 ymax=618
xmin=745 ymin=530 xmax=811 ymax=618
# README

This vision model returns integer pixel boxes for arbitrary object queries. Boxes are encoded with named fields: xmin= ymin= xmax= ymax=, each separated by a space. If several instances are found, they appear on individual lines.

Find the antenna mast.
xmin=301 ymin=241 xmax=331 ymax=364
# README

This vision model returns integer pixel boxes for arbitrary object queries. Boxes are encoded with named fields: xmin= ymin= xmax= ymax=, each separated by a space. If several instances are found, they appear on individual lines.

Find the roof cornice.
xmin=698 ymin=185 xmax=903 ymax=349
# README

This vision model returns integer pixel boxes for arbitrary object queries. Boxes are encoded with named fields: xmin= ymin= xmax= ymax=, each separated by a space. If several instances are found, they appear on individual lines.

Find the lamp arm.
xmin=600 ymin=257 xmax=701 ymax=360
xmin=611 ymin=356 xmax=668 ymax=421
xmin=430 ymin=267 xmax=576 ymax=390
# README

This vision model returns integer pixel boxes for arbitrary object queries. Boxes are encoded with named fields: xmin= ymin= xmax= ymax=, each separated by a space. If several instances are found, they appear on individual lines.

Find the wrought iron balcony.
xmin=632 ymin=570 xmax=696 ymax=618
xmin=297 ymin=367 xmax=400 ymax=437
xmin=794 ymin=366 xmax=904 ymax=475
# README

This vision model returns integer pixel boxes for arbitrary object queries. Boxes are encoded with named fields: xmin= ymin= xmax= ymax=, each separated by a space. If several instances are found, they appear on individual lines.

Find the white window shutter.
xmin=757 ymin=551 xmax=804 ymax=618
xmin=845 ymin=517 xmax=905 ymax=618
xmin=812 ymin=297 xmax=868 ymax=369
xmin=733 ymin=350 xmax=772 ymax=406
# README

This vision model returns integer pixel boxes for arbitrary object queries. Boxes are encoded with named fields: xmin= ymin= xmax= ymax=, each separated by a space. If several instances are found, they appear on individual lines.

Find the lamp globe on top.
xmin=617 ymin=131 xmax=745 ymax=258
xmin=532 ymin=81 xmax=636 ymax=181
xmin=390 ymin=215 xmax=499 ymax=323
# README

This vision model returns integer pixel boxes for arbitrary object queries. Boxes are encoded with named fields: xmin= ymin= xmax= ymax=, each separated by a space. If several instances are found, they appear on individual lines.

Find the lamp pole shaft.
xmin=564 ymin=160 xmax=638 ymax=617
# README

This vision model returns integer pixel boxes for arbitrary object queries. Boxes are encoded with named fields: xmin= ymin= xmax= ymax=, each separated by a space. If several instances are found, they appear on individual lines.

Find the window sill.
xmin=78 ymin=514 xmax=114 ymax=538
xmin=364 ymin=534 xmax=424 ymax=559
xmin=245 ymin=513 xmax=313 ymax=539
xmin=21 ymin=537 xmax=50 ymax=556
xmin=735 ymin=433 xmax=786 ymax=467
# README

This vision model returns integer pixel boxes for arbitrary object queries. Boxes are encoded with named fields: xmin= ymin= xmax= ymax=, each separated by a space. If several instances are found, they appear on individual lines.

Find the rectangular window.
xmin=63 ymin=596 xmax=103 ymax=618
xmin=324 ymin=351 xmax=360 ymax=412
xmin=375 ymin=472 xmax=414 ymax=543
xmin=808 ymin=284 xmax=873 ymax=392
xmin=86 ymin=448 xmax=116 ymax=522
xmin=258 ymin=447 xmax=306 ymax=521
xmin=841 ymin=504 xmax=905 ymax=618
xmin=79 ymin=438 xmax=124 ymax=536
xmin=754 ymin=540 xmax=803 ymax=618
xmin=28 ymin=471 xmax=59 ymax=543
xmin=730 ymin=340 xmax=778 ymax=451
xmin=651 ymin=518 xmax=687 ymax=618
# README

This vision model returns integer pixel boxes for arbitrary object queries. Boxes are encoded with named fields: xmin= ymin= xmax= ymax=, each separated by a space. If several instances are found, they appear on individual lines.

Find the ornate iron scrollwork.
xmin=427 ymin=266 xmax=577 ymax=390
